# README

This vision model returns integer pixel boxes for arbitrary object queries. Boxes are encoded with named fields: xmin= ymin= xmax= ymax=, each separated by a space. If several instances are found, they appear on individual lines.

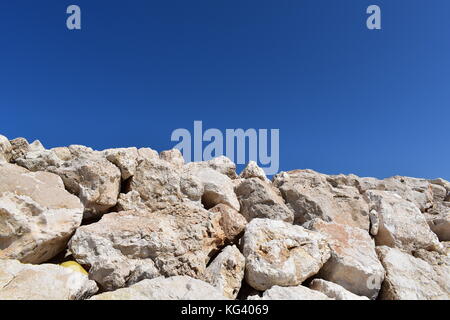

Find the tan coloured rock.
xmin=235 ymin=178 xmax=294 ymax=223
xmin=242 ymin=218 xmax=330 ymax=291
xmin=366 ymin=190 xmax=442 ymax=253
xmin=0 ymin=135 xmax=12 ymax=162
xmin=239 ymin=161 xmax=268 ymax=181
xmin=209 ymin=204 xmax=247 ymax=244
xmin=249 ymin=285 xmax=332 ymax=300
xmin=273 ymin=170 xmax=370 ymax=230
xmin=0 ymin=259 xmax=97 ymax=300
xmin=104 ymin=147 xmax=139 ymax=180
xmin=0 ymin=163 xmax=83 ymax=264
xmin=376 ymin=246 xmax=449 ymax=300
xmin=309 ymin=279 xmax=370 ymax=300
xmin=90 ymin=276 xmax=227 ymax=300
xmin=69 ymin=203 xmax=244 ymax=291
xmin=306 ymin=219 xmax=384 ymax=299
xmin=16 ymin=145 xmax=121 ymax=219
xmin=204 ymin=245 xmax=245 ymax=299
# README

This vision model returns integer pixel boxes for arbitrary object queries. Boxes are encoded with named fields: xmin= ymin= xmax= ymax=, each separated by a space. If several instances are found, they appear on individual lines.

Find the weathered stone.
xmin=273 ymin=170 xmax=370 ymax=230
xmin=0 ymin=163 xmax=83 ymax=264
xmin=309 ymin=279 xmax=370 ymax=300
xmin=306 ymin=219 xmax=384 ymax=299
xmin=243 ymin=218 xmax=330 ymax=291
xmin=104 ymin=147 xmax=139 ymax=180
xmin=90 ymin=276 xmax=227 ymax=300
xmin=412 ymin=248 xmax=450 ymax=295
xmin=249 ymin=285 xmax=331 ymax=300
xmin=0 ymin=135 xmax=12 ymax=162
xmin=16 ymin=145 xmax=121 ymax=219
xmin=204 ymin=245 xmax=245 ymax=299
xmin=235 ymin=178 xmax=293 ymax=223
xmin=376 ymin=246 xmax=449 ymax=300
xmin=209 ymin=204 xmax=247 ymax=244
xmin=160 ymin=149 xmax=185 ymax=168
xmin=0 ymin=259 xmax=97 ymax=300
xmin=69 ymin=203 xmax=241 ymax=291
xmin=366 ymin=190 xmax=442 ymax=253
xmin=239 ymin=161 xmax=268 ymax=181
xmin=369 ymin=209 xmax=379 ymax=236
xmin=424 ymin=201 xmax=450 ymax=241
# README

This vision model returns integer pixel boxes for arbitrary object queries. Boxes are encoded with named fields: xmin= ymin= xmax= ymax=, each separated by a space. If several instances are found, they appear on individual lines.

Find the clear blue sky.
xmin=0 ymin=1 xmax=449 ymax=179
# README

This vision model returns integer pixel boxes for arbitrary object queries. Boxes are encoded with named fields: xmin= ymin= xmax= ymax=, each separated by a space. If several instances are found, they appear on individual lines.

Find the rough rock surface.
xmin=249 ymin=285 xmax=332 ymax=300
xmin=16 ymin=145 xmax=121 ymax=219
xmin=309 ymin=279 xmax=369 ymax=300
xmin=0 ymin=163 xmax=83 ymax=263
xmin=0 ymin=135 xmax=12 ymax=162
xmin=204 ymin=245 xmax=245 ymax=299
xmin=243 ymin=218 xmax=330 ymax=291
xmin=0 ymin=259 xmax=98 ymax=300
xmin=306 ymin=219 xmax=385 ymax=299
xmin=235 ymin=178 xmax=294 ymax=223
xmin=239 ymin=161 xmax=268 ymax=181
xmin=366 ymin=190 xmax=442 ymax=253
xmin=273 ymin=170 xmax=370 ymax=230
xmin=90 ymin=276 xmax=227 ymax=300
xmin=68 ymin=203 xmax=245 ymax=291
xmin=376 ymin=246 xmax=449 ymax=300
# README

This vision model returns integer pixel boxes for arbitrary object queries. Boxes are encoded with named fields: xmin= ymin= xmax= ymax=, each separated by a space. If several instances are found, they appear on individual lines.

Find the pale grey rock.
xmin=235 ymin=178 xmax=294 ymax=223
xmin=369 ymin=209 xmax=379 ymax=236
xmin=249 ymin=285 xmax=331 ymax=300
xmin=204 ymin=245 xmax=245 ymax=299
xmin=160 ymin=149 xmax=185 ymax=168
xmin=0 ymin=163 xmax=83 ymax=264
xmin=273 ymin=170 xmax=370 ymax=230
xmin=376 ymin=246 xmax=449 ymax=300
xmin=0 ymin=135 xmax=12 ymax=162
xmin=0 ymin=259 xmax=98 ymax=300
xmin=90 ymin=276 xmax=227 ymax=300
xmin=239 ymin=161 xmax=268 ymax=181
xmin=205 ymin=156 xmax=238 ymax=179
xmin=243 ymin=218 xmax=330 ymax=291
xmin=307 ymin=219 xmax=384 ymax=299
xmin=309 ymin=279 xmax=369 ymax=300
xmin=16 ymin=145 xmax=121 ymax=219
xmin=69 ymin=203 xmax=244 ymax=291
xmin=424 ymin=201 xmax=450 ymax=241
xmin=366 ymin=190 xmax=442 ymax=253
xmin=104 ymin=147 xmax=139 ymax=180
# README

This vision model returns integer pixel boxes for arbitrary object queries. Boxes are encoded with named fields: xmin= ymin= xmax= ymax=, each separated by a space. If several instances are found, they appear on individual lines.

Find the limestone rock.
xmin=209 ymin=204 xmax=247 ymax=244
xmin=0 ymin=163 xmax=83 ymax=264
xmin=69 ymin=203 xmax=242 ymax=291
xmin=273 ymin=170 xmax=370 ymax=230
xmin=159 ymin=149 xmax=185 ymax=168
xmin=236 ymin=178 xmax=294 ymax=223
xmin=412 ymin=248 xmax=450 ymax=294
xmin=90 ymin=276 xmax=227 ymax=300
xmin=239 ymin=161 xmax=268 ymax=181
xmin=376 ymin=246 xmax=449 ymax=300
xmin=104 ymin=147 xmax=139 ymax=180
xmin=0 ymin=135 xmax=12 ymax=162
xmin=16 ymin=145 xmax=121 ymax=219
xmin=306 ymin=219 xmax=384 ymax=299
xmin=249 ymin=285 xmax=332 ymax=300
xmin=424 ymin=201 xmax=450 ymax=241
xmin=309 ymin=279 xmax=370 ymax=300
xmin=0 ymin=259 xmax=97 ymax=300
xmin=242 ymin=218 xmax=330 ymax=291
xmin=366 ymin=190 xmax=442 ymax=253
xmin=204 ymin=245 xmax=245 ymax=299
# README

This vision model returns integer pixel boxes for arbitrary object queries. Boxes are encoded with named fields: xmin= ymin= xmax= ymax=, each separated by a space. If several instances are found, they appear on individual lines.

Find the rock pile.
xmin=0 ymin=134 xmax=448 ymax=300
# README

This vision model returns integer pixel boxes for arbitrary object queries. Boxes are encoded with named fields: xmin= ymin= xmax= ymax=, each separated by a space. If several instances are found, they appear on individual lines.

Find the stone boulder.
xmin=376 ymin=246 xmax=449 ymax=300
xmin=249 ymin=285 xmax=331 ymax=300
xmin=16 ymin=145 xmax=121 ymax=219
xmin=306 ymin=219 xmax=384 ymax=299
xmin=366 ymin=190 xmax=442 ymax=253
xmin=235 ymin=178 xmax=294 ymax=223
xmin=90 ymin=276 xmax=227 ymax=300
xmin=309 ymin=279 xmax=370 ymax=300
xmin=0 ymin=163 xmax=83 ymax=264
xmin=0 ymin=259 xmax=97 ymax=300
xmin=239 ymin=161 xmax=268 ymax=181
xmin=242 ymin=218 xmax=330 ymax=291
xmin=273 ymin=170 xmax=370 ymax=230
xmin=0 ymin=135 xmax=12 ymax=162
xmin=69 ymin=203 xmax=245 ymax=291
xmin=204 ymin=245 xmax=245 ymax=299
xmin=103 ymin=147 xmax=139 ymax=180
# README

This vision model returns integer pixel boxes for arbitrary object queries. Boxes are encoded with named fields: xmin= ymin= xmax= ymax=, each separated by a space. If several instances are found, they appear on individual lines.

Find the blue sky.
xmin=0 ymin=1 xmax=449 ymax=179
